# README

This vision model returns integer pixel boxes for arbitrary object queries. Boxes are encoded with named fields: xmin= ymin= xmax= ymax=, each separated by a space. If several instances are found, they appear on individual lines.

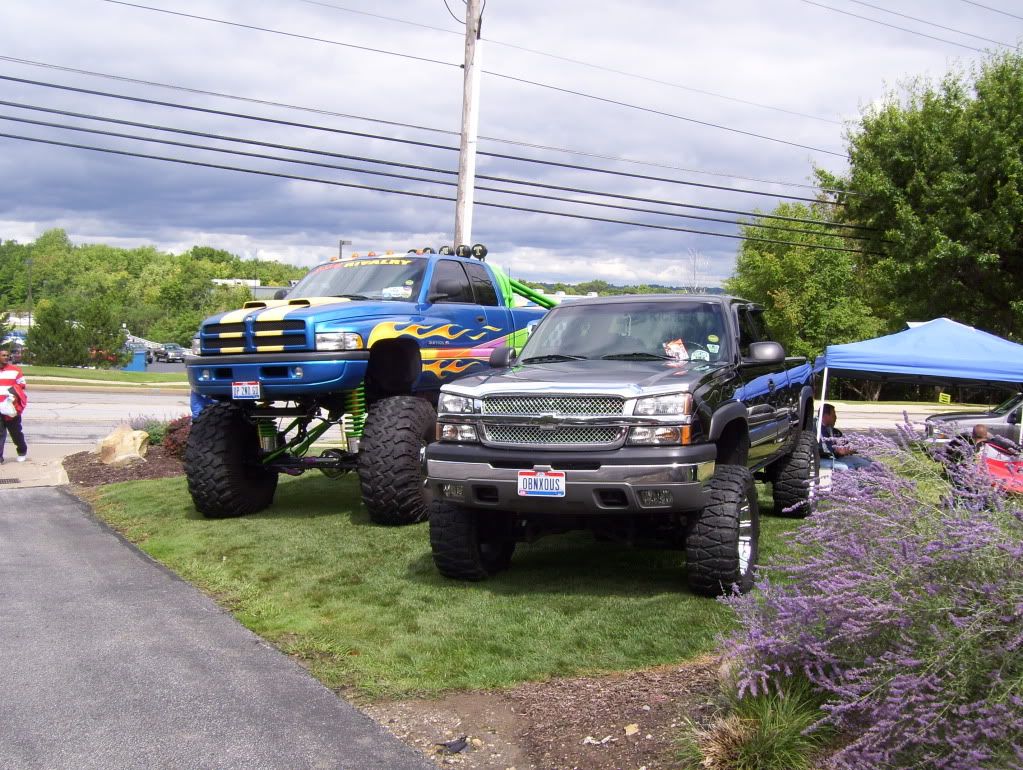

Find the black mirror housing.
xmin=489 ymin=346 xmax=515 ymax=368
xmin=427 ymin=278 xmax=463 ymax=303
xmin=744 ymin=341 xmax=786 ymax=366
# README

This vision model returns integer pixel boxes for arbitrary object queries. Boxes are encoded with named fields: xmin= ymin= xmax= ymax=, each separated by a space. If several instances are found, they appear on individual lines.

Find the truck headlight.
xmin=634 ymin=393 xmax=692 ymax=416
xmin=315 ymin=332 xmax=363 ymax=351
xmin=191 ymin=338 xmax=201 ymax=355
xmin=437 ymin=423 xmax=479 ymax=442
xmin=627 ymin=425 xmax=692 ymax=445
xmin=438 ymin=392 xmax=475 ymax=414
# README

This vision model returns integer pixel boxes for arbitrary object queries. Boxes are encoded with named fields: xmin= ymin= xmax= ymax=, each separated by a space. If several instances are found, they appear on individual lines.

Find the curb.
xmin=29 ymin=383 xmax=190 ymax=395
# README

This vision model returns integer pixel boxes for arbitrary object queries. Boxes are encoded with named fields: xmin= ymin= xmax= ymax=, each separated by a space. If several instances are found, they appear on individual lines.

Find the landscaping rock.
xmin=97 ymin=424 xmax=150 ymax=466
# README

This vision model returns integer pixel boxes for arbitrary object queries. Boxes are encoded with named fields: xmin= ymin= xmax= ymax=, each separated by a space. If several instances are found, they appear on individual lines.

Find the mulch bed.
xmin=63 ymin=444 xmax=185 ymax=487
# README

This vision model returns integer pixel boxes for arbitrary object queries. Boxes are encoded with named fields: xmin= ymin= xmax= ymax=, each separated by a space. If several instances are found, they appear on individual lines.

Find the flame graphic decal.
xmin=422 ymin=359 xmax=482 ymax=377
xmin=368 ymin=322 xmax=479 ymax=346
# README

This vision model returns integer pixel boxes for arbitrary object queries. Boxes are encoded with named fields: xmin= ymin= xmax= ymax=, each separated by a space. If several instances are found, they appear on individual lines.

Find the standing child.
xmin=0 ymin=348 xmax=28 ymax=463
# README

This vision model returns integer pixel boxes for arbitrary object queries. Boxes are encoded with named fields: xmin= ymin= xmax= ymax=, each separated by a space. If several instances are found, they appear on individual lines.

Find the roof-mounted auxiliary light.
xmin=455 ymin=244 xmax=472 ymax=258
xmin=471 ymin=243 xmax=488 ymax=261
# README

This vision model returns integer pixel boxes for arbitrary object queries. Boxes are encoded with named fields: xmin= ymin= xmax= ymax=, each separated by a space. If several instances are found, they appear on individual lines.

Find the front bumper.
xmin=426 ymin=442 xmax=716 ymax=515
xmin=186 ymin=351 xmax=370 ymax=397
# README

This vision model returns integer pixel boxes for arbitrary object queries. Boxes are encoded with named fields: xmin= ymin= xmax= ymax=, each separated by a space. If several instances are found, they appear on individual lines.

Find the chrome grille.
xmin=482 ymin=396 xmax=624 ymax=415
xmin=483 ymin=424 xmax=624 ymax=446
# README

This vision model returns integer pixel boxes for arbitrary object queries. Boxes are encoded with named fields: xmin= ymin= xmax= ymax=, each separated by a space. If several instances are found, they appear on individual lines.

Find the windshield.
xmin=992 ymin=392 xmax=1023 ymax=415
xmin=519 ymin=300 xmax=731 ymax=363
xmin=288 ymin=257 xmax=427 ymax=301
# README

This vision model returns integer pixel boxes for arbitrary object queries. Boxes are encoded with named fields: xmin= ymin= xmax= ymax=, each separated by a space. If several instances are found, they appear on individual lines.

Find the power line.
xmin=845 ymin=0 xmax=1018 ymax=49
xmin=0 ymin=78 xmax=863 ymax=228
xmin=440 ymin=0 xmax=464 ymax=25
xmin=957 ymin=0 xmax=1023 ymax=22
xmin=97 ymin=0 xmax=846 ymax=157
xmin=0 ymin=131 xmax=878 ymax=256
xmin=0 ymin=55 xmax=842 ymax=194
xmin=0 ymin=106 xmax=873 ymax=238
xmin=291 ymin=0 xmax=844 ymax=126
xmin=798 ymin=0 xmax=986 ymax=52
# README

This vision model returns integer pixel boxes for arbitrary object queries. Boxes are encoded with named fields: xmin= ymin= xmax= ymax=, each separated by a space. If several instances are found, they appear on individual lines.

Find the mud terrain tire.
xmin=358 ymin=395 xmax=436 ymax=525
xmin=685 ymin=465 xmax=759 ymax=597
xmin=429 ymin=500 xmax=516 ymax=580
xmin=185 ymin=401 xmax=278 ymax=518
xmin=770 ymin=429 xmax=819 ymax=518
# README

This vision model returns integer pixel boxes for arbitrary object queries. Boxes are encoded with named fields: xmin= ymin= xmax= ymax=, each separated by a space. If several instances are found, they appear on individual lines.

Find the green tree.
xmin=27 ymin=297 xmax=127 ymax=367
xmin=819 ymin=51 xmax=1023 ymax=338
xmin=726 ymin=203 xmax=884 ymax=360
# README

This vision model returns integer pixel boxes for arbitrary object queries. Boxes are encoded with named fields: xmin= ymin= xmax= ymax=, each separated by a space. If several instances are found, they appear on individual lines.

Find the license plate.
xmin=232 ymin=381 xmax=261 ymax=400
xmin=517 ymin=470 xmax=566 ymax=497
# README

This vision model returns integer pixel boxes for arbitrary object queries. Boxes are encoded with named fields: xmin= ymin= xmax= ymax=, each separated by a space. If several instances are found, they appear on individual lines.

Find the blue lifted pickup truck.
xmin=185 ymin=246 xmax=552 ymax=524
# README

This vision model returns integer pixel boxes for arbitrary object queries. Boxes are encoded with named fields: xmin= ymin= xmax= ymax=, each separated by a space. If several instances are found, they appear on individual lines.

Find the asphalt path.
xmin=0 ymin=487 xmax=433 ymax=770
xmin=24 ymin=389 xmax=191 ymax=444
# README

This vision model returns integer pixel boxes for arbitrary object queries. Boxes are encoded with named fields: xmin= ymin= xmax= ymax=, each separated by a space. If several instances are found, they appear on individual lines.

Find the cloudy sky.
xmin=0 ymin=0 xmax=1018 ymax=286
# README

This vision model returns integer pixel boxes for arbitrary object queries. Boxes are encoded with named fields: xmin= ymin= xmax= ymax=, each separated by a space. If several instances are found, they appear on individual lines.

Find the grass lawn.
xmin=24 ymin=364 xmax=187 ymax=384
xmin=87 ymin=474 xmax=802 ymax=700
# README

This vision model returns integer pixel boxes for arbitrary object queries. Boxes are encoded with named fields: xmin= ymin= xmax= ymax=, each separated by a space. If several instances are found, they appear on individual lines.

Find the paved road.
xmin=25 ymin=389 xmax=191 ymax=444
xmin=0 ymin=487 xmax=432 ymax=770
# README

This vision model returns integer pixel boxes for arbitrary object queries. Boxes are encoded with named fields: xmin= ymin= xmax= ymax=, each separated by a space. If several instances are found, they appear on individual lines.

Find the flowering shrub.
xmin=128 ymin=415 xmax=169 ymax=445
xmin=722 ymin=429 xmax=1023 ymax=769
xmin=162 ymin=415 xmax=191 ymax=459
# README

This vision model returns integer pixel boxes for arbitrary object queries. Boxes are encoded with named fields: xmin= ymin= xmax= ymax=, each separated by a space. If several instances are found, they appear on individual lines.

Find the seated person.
xmin=819 ymin=403 xmax=873 ymax=471
xmin=972 ymin=424 xmax=1019 ymax=461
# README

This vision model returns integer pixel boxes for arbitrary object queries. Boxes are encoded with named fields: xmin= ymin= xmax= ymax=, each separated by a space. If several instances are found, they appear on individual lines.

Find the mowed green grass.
xmin=24 ymin=364 xmax=187 ymax=384
xmin=89 ymin=474 xmax=802 ymax=700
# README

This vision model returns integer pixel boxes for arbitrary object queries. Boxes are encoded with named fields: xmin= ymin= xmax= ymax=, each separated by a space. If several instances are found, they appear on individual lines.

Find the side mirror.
xmin=525 ymin=319 xmax=541 ymax=337
xmin=427 ymin=279 xmax=463 ymax=303
xmin=743 ymin=341 xmax=785 ymax=366
xmin=272 ymin=288 xmax=289 ymax=300
xmin=489 ymin=346 xmax=515 ymax=368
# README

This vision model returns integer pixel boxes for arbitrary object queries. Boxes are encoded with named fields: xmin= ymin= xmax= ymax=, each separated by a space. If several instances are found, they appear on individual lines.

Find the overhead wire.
xmin=956 ymin=0 xmax=1023 ymax=22
xmin=798 ymin=0 xmax=986 ymax=52
xmin=96 ymin=0 xmax=846 ymax=157
xmin=0 ymin=76 xmax=859 ymax=221
xmin=0 ymin=131 xmax=879 ymax=256
xmin=844 ymin=0 xmax=1018 ymax=49
xmin=0 ymin=109 xmax=874 ymax=241
xmin=0 ymin=55 xmax=843 ymax=194
xmin=291 ymin=0 xmax=845 ymax=126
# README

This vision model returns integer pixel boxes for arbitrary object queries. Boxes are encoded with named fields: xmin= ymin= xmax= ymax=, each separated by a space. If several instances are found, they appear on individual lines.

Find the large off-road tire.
xmin=769 ymin=429 xmax=819 ymax=518
xmin=428 ymin=500 xmax=517 ymax=580
xmin=685 ymin=465 xmax=759 ymax=597
xmin=184 ymin=401 xmax=278 ymax=518
xmin=358 ymin=395 xmax=436 ymax=525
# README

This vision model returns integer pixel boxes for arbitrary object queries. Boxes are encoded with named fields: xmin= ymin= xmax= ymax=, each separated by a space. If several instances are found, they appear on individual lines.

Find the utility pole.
xmin=453 ymin=0 xmax=483 ymax=248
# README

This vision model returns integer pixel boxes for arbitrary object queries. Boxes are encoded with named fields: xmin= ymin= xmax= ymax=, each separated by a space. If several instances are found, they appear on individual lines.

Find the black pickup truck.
xmin=424 ymin=294 xmax=819 ymax=596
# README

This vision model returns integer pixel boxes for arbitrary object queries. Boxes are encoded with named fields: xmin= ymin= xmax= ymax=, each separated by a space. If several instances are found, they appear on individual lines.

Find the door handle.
xmin=476 ymin=316 xmax=485 ymax=323
xmin=767 ymin=379 xmax=776 ymax=392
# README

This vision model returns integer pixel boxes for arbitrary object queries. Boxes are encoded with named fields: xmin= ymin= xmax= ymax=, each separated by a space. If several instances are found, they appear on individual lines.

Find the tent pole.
xmin=816 ymin=367 xmax=830 ymax=441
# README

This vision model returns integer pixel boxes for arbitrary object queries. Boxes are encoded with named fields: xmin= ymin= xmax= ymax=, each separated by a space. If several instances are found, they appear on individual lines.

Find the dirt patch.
xmin=62 ymin=445 xmax=184 ymax=487
xmin=363 ymin=657 xmax=721 ymax=770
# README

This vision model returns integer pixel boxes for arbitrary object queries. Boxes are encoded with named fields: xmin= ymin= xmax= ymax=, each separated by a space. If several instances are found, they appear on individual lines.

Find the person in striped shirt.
xmin=0 ymin=348 xmax=28 ymax=463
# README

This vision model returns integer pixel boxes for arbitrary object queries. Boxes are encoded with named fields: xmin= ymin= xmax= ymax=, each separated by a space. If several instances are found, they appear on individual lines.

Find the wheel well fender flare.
xmin=706 ymin=401 xmax=749 ymax=443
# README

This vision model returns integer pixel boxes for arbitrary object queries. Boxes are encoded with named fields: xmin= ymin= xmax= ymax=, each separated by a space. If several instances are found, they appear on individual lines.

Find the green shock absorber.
xmin=344 ymin=385 xmax=367 ymax=450
xmin=256 ymin=418 xmax=278 ymax=453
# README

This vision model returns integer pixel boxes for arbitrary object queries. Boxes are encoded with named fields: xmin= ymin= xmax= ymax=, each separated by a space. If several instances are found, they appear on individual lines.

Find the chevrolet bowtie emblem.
xmin=538 ymin=413 xmax=559 ymax=431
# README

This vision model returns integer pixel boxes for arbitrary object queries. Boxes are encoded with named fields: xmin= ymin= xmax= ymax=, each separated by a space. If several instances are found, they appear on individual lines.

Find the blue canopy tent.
xmin=814 ymin=318 xmax=1023 ymax=439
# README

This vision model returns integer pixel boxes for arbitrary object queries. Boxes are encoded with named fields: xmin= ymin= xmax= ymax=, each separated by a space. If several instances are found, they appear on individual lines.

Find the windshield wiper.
xmin=520 ymin=353 xmax=588 ymax=363
xmin=600 ymin=352 xmax=671 ymax=360
xmin=334 ymin=293 xmax=370 ymax=300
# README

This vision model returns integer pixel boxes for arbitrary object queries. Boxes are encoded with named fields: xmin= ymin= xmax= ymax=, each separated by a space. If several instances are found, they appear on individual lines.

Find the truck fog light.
xmin=200 ymin=369 xmax=211 ymax=380
xmin=293 ymin=366 xmax=304 ymax=379
xmin=441 ymin=483 xmax=465 ymax=500
xmin=638 ymin=489 xmax=673 ymax=507
xmin=438 ymin=423 xmax=478 ymax=442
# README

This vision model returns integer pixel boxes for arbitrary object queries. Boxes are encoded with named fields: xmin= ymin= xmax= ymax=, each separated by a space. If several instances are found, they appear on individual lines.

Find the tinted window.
xmin=430 ymin=260 xmax=475 ymax=303
xmin=464 ymin=262 xmax=499 ymax=306
xmin=736 ymin=307 xmax=765 ymax=356
xmin=289 ymin=257 xmax=426 ymax=301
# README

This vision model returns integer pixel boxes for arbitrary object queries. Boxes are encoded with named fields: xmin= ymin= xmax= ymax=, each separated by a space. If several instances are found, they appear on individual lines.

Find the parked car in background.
xmin=155 ymin=342 xmax=186 ymax=363
xmin=925 ymin=392 xmax=1023 ymax=444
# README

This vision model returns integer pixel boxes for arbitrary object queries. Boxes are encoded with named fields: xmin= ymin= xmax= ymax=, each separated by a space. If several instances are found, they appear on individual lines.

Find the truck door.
xmin=420 ymin=259 xmax=505 ymax=382
xmin=735 ymin=305 xmax=789 ymax=464
xmin=463 ymin=261 xmax=512 ymax=338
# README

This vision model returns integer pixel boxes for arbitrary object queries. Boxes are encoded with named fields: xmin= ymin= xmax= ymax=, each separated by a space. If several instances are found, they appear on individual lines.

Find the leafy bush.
xmin=720 ymin=431 xmax=1023 ymax=769
xmin=128 ymin=415 xmax=169 ymax=445
xmin=162 ymin=415 xmax=191 ymax=459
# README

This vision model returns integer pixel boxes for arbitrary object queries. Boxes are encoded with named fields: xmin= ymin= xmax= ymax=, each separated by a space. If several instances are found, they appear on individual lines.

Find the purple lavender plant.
xmin=722 ymin=426 xmax=1023 ymax=769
